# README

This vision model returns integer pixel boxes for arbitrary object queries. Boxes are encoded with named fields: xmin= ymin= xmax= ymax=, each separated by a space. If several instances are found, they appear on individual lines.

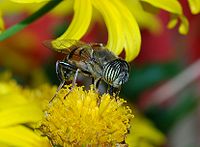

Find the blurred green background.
xmin=0 ymin=0 xmax=200 ymax=147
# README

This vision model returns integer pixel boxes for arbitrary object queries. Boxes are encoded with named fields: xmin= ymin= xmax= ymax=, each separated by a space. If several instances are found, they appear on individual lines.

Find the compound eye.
xmin=121 ymin=72 xmax=129 ymax=84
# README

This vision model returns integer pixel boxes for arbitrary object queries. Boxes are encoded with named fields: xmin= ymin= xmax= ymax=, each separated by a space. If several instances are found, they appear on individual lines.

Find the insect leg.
xmin=93 ymin=77 xmax=101 ymax=106
xmin=50 ymin=61 xmax=77 ymax=103
xmin=63 ymin=68 xmax=80 ymax=100
xmin=72 ymin=68 xmax=80 ymax=87
xmin=107 ymin=85 xmax=121 ymax=96
xmin=94 ymin=77 xmax=101 ymax=91
xmin=49 ymin=80 xmax=66 ymax=103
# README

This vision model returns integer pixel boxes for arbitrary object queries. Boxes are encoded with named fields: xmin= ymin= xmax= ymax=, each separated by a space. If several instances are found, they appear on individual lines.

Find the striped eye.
xmin=102 ymin=59 xmax=129 ymax=87
xmin=103 ymin=60 xmax=121 ymax=82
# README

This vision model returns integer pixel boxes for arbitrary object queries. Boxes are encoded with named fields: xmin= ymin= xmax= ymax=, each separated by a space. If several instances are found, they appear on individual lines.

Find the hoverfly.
xmin=44 ymin=39 xmax=129 ymax=95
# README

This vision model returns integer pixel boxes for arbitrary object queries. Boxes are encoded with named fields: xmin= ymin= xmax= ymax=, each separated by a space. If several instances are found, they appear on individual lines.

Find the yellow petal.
xmin=124 ymin=0 xmax=162 ymax=33
xmin=141 ymin=0 xmax=182 ymax=14
xmin=188 ymin=0 xmax=200 ymax=14
xmin=167 ymin=14 xmax=189 ymax=34
xmin=167 ymin=15 xmax=178 ymax=29
xmin=0 ymin=126 xmax=49 ymax=147
xmin=0 ymin=81 xmax=29 ymax=109
xmin=0 ymin=93 xmax=28 ymax=109
xmin=179 ymin=15 xmax=189 ymax=34
xmin=0 ymin=11 xmax=4 ymax=34
xmin=57 ymin=0 xmax=92 ymax=40
xmin=0 ymin=81 xmax=26 ymax=104
xmin=10 ymin=0 xmax=49 ymax=3
xmin=0 ymin=1 xmax=48 ymax=13
xmin=0 ymin=104 xmax=42 ymax=127
xmin=1 ymin=1 xmax=72 ymax=15
xmin=141 ymin=0 xmax=189 ymax=34
xmin=50 ymin=0 xmax=74 ymax=16
xmin=92 ymin=0 xmax=124 ymax=55
xmin=113 ymin=0 xmax=141 ymax=61
xmin=126 ymin=116 xmax=165 ymax=146
xmin=92 ymin=0 xmax=141 ymax=61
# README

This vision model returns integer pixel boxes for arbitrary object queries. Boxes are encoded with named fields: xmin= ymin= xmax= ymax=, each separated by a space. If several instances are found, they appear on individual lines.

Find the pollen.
xmin=39 ymin=85 xmax=133 ymax=146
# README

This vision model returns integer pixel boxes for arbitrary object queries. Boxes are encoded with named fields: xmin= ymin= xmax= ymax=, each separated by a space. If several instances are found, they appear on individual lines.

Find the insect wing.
xmin=43 ymin=39 xmax=87 ymax=54
xmin=43 ymin=39 xmax=106 ymax=61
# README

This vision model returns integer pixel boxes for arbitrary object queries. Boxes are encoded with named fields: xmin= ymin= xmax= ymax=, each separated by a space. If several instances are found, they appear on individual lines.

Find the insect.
xmin=44 ymin=39 xmax=129 ymax=95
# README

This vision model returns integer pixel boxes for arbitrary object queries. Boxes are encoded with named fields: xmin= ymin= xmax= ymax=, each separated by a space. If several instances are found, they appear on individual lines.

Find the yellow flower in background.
xmin=0 ymin=71 xmax=11 ymax=81
xmin=126 ymin=115 xmax=166 ymax=147
xmin=11 ymin=0 xmax=49 ymax=3
xmin=39 ymin=85 xmax=133 ymax=146
xmin=0 ymin=0 xmax=73 ymax=14
xmin=0 ymin=78 xmax=56 ymax=147
xmin=0 ymin=11 xmax=4 ymax=34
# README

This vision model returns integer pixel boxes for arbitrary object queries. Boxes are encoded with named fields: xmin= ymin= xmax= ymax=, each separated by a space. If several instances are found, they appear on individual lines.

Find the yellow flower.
xmin=126 ymin=115 xmax=165 ymax=147
xmin=38 ymin=85 xmax=133 ymax=146
xmin=0 ymin=79 xmax=56 ymax=147
xmin=0 ymin=71 xmax=12 ymax=81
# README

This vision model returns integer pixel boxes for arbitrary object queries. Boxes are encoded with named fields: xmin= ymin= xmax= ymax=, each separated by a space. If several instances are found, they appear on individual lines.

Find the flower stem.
xmin=0 ymin=0 xmax=62 ymax=41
